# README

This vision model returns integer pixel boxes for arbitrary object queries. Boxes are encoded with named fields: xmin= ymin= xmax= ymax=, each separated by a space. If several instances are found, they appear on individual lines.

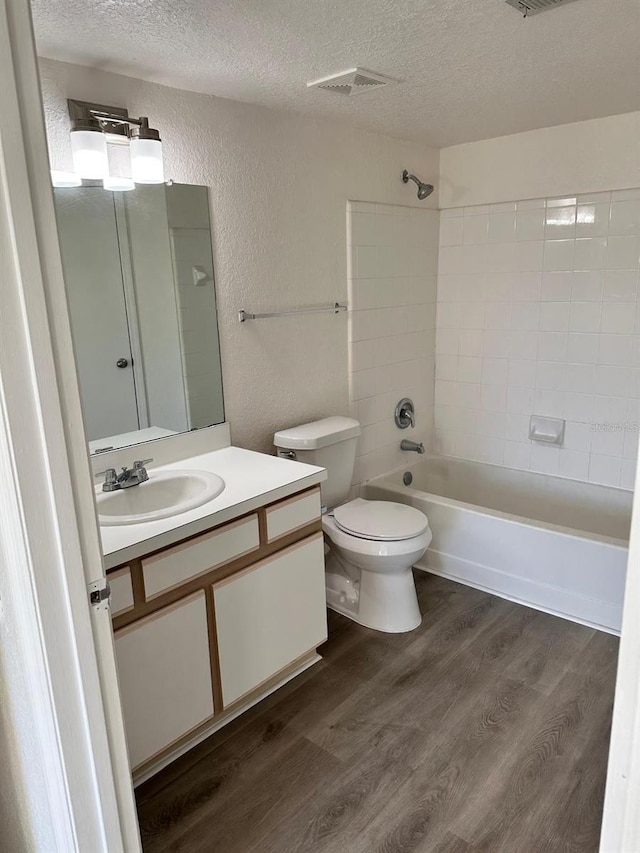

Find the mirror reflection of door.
xmin=54 ymin=188 xmax=141 ymax=440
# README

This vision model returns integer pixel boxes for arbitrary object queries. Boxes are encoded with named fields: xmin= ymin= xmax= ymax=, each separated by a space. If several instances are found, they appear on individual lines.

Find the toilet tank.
xmin=274 ymin=417 xmax=361 ymax=509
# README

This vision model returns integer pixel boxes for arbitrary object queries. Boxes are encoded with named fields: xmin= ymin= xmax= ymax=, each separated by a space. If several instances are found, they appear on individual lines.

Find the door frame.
xmin=0 ymin=0 xmax=140 ymax=849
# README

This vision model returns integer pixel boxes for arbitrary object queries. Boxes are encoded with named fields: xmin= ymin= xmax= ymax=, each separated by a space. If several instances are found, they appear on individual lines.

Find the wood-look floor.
xmin=136 ymin=573 xmax=619 ymax=853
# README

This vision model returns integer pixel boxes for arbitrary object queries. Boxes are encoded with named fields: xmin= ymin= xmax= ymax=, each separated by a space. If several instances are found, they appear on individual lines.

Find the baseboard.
xmin=415 ymin=550 xmax=622 ymax=636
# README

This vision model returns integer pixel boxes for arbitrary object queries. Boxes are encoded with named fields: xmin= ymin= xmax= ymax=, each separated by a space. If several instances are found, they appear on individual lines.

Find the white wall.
xmin=348 ymin=201 xmax=438 ymax=488
xmin=435 ymin=190 xmax=640 ymax=490
xmin=39 ymin=58 xmax=439 ymax=453
xmin=440 ymin=112 xmax=640 ymax=210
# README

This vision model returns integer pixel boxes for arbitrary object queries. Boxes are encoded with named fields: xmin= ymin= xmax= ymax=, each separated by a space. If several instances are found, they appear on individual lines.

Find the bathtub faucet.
xmin=401 ymin=439 xmax=425 ymax=454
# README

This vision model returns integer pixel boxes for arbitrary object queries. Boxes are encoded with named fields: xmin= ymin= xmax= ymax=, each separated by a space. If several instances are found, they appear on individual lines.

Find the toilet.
xmin=274 ymin=416 xmax=432 ymax=633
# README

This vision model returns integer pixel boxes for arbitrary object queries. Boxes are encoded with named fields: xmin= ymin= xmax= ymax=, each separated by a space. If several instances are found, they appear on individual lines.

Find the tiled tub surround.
xmin=347 ymin=201 xmax=439 ymax=488
xmin=435 ymin=190 xmax=640 ymax=490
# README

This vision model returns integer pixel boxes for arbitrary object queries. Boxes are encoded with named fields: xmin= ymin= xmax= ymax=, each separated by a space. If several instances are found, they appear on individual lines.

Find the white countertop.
xmin=99 ymin=447 xmax=326 ymax=570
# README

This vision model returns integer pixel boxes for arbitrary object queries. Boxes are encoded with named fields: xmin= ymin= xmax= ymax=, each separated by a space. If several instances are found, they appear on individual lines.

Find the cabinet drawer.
xmin=109 ymin=567 xmax=134 ymax=616
xmin=143 ymin=514 xmax=260 ymax=600
xmin=213 ymin=532 xmax=327 ymax=708
xmin=265 ymin=487 xmax=321 ymax=543
xmin=114 ymin=590 xmax=213 ymax=770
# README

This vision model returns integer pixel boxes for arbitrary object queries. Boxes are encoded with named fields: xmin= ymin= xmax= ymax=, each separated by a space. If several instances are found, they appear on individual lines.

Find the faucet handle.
xmin=133 ymin=458 xmax=153 ymax=469
xmin=94 ymin=467 xmax=117 ymax=480
xmin=395 ymin=397 xmax=416 ymax=430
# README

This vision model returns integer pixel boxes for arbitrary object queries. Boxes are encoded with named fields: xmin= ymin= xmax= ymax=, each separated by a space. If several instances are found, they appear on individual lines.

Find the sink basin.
xmin=96 ymin=469 xmax=225 ymax=526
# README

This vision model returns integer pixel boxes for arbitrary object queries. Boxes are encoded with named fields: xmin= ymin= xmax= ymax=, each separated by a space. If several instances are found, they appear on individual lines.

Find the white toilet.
xmin=274 ymin=416 xmax=432 ymax=633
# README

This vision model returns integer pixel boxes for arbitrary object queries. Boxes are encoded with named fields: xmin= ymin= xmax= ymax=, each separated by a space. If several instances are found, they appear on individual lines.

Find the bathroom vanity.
xmin=99 ymin=440 xmax=328 ymax=783
xmin=56 ymin=179 xmax=330 ymax=784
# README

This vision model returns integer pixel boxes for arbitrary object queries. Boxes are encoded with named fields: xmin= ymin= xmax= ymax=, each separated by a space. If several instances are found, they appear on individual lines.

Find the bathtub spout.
xmin=401 ymin=439 xmax=425 ymax=454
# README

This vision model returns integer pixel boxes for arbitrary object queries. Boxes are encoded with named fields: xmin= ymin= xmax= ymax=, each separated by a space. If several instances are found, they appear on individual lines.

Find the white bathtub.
xmin=364 ymin=456 xmax=632 ymax=634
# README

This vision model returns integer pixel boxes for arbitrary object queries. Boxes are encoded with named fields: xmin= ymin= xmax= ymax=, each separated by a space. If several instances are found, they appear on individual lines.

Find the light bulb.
xmin=130 ymin=137 xmax=164 ymax=184
xmin=51 ymin=170 xmax=82 ymax=187
xmin=70 ymin=128 xmax=108 ymax=179
xmin=103 ymin=176 xmax=136 ymax=191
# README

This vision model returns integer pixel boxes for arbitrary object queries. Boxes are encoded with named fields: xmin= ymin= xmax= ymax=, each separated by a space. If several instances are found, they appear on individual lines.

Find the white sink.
xmin=96 ymin=469 xmax=225 ymax=526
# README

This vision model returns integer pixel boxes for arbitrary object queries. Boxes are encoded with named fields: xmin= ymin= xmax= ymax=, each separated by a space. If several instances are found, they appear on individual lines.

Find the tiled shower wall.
xmin=347 ymin=202 xmax=439 ymax=488
xmin=435 ymin=190 xmax=640 ymax=490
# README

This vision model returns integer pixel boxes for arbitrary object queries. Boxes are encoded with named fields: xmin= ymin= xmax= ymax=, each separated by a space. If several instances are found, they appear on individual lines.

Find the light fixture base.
xmin=68 ymin=99 xmax=130 ymax=139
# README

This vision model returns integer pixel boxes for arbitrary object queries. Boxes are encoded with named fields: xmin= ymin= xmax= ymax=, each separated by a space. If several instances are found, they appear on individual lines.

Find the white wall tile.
xmin=603 ymin=270 xmax=638 ymax=302
xmin=436 ymin=190 xmax=640 ymax=488
xmin=488 ymin=212 xmax=516 ymax=243
xmin=609 ymin=200 xmax=640 ymax=237
xmin=349 ymin=202 xmax=439 ymax=486
xmin=601 ymin=302 xmax=635 ymax=335
xmin=515 ymin=210 xmax=545 ymax=242
xmin=606 ymin=236 xmax=640 ymax=270
xmin=569 ymin=302 xmax=601 ymax=333
xmin=440 ymin=216 xmax=463 ymax=247
xmin=576 ymin=203 xmax=610 ymax=238
xmin=574 ymin=237 xmax=607 ymax=271
xmin=544 ymin=239 xmax=575 ymax=272
xmin=542 ymin=272 xmax=573 ymax=301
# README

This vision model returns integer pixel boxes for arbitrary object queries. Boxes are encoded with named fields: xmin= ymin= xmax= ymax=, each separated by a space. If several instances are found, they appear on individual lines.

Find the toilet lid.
xmin=333 ymin=499 xmax=429 ymax=542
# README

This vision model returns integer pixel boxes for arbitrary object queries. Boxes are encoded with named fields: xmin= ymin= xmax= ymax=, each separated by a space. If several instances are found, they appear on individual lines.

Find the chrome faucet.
xmin=401 ymin=439 xmax=425 ymax=454
xmin=96 ymin=459 xmax=153 ymax=492
xmin=395 ymin=398 xmax=416 ymax=429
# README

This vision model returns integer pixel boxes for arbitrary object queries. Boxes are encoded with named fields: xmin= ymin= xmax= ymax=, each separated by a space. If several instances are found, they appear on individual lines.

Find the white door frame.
xmin=600 ymin=456 xmax=640 ymax=851
xmin=0 ymin=0 xmax=140 ymax=849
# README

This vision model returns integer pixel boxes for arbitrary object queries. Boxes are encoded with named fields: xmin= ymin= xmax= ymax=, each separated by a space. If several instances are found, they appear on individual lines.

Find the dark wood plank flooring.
xmin=136 ymin=573 xmax=618 ymax=853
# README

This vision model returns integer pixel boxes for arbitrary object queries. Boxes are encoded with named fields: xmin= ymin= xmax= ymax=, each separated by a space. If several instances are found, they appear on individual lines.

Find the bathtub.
xmin=364 ymin=456 xmax=632 ymax=634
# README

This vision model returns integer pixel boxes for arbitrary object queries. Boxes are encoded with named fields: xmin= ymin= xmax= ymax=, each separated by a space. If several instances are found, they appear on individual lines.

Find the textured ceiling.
xmin=32 ymin=0 xmax=640 ymax=147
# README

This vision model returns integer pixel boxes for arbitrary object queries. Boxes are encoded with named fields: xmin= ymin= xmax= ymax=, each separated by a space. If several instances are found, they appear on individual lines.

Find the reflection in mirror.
xmin=53 ymin=183 xmax=224 ymax=454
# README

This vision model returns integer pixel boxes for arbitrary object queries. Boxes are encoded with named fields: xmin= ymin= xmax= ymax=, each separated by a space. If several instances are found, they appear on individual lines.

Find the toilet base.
xmin=325 ymin=550 xmax=422 ymax=634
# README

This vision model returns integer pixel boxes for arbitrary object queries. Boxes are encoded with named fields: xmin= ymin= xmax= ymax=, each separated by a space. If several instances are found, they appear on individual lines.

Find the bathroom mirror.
xmin=53 ymin=182 xmax=224 ymax=454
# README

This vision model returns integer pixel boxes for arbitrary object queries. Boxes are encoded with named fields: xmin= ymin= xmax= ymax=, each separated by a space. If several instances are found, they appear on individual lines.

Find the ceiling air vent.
xmin=505 ymin=0 xmax=581 ymax=15
xmin=307 ymin=68 xmax=396 ymax=96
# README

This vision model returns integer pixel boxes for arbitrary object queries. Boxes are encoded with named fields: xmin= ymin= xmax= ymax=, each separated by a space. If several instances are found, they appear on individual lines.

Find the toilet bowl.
xmin=273 ymin=416 xmax=432 ymax=634
xmin=323 ymin=499 xmax=431 ymax=633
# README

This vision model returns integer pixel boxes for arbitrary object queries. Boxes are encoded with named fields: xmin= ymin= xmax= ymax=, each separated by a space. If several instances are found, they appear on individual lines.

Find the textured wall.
xmin=347 ymin=201 xmax=439 ymax=488
xmin=39 ymin=58 xmax=439 ymax=453
xmin=435 ymin=191 xmax=640 ymax=490
xmin=440 ymin=112 xmax=640 ymax=209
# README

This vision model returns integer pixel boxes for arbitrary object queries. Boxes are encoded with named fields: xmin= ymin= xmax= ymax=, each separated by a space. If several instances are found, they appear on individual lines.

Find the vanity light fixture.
xmin=103 ymin=176 xmax=136 ymax=192
xmin=50 ymin=170 xmax=82 ymax=187
xmin=69 ymin=113 xmax=109 ymax=179
xmin=67 ymin=99 xmax=164 ymax=186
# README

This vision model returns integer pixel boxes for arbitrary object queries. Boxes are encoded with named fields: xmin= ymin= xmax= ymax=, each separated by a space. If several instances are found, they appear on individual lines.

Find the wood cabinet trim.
xmin=129 ymin=559 xmax=145 ymax=606
xmin=114 ymin=589 xmax=205 ymax=639
xmin=204 ymin=585 xmax=223 ymax=714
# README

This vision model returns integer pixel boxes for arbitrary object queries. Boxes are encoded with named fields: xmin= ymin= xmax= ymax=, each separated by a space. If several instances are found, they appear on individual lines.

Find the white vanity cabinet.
xmin=108 ymin=485 xmax=326 ymax=781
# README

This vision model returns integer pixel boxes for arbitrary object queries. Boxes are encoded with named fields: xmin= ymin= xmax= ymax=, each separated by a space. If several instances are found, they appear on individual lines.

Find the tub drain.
xmin=403 ymin=471 xmax=413 ymax=486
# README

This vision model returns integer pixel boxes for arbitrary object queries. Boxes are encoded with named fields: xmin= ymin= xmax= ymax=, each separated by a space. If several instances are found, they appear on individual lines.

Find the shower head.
xmin=402 ymin=169 xmax=434 ymax=200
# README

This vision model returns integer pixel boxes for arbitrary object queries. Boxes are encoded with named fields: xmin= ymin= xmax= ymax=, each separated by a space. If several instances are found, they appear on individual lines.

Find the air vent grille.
xmin=506 ymin=0 xmax=581 ymax=14
xmin=307 ymin=68 xmax=396 ymax=96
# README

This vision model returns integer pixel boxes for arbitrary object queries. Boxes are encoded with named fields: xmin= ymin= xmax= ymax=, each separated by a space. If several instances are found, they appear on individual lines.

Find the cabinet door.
xmin=114 ymin=590 xmax=213 ymax=770
xmin=213 ymin=533 xmax=327 ymax=708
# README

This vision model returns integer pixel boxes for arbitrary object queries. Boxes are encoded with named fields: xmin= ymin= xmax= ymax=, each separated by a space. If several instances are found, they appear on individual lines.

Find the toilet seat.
xmin=332 ymin=498 xmax=428 ymax=542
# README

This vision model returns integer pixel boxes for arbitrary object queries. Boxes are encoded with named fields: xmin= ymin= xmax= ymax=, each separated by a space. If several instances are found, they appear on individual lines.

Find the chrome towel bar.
xmin=239 ymin=302 xmax=347 ymax=323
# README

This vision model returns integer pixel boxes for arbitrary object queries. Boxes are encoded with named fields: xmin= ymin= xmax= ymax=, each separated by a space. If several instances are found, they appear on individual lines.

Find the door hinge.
xmin=89 ymin=579 xmax=111 ymax=611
